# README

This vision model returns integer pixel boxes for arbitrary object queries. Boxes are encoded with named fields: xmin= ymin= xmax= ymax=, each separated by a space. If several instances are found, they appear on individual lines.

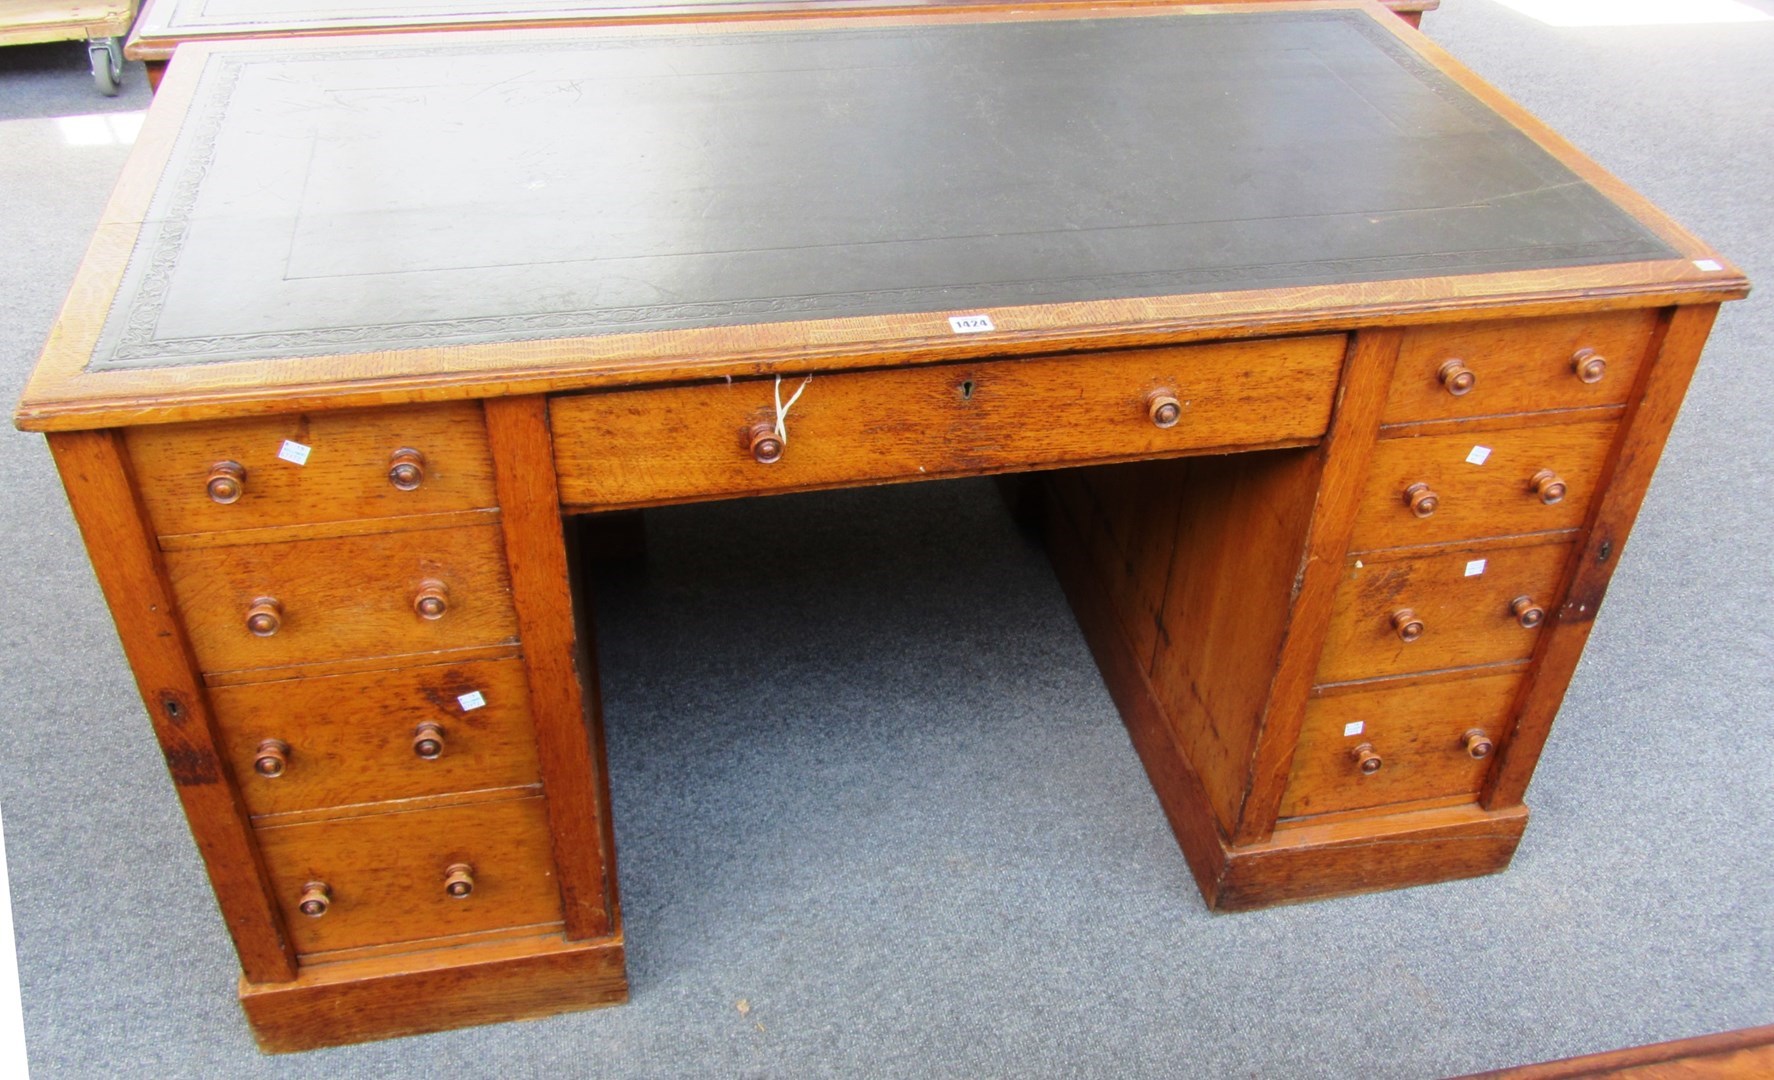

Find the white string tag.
xmin=774 ymin=374 xmax=812 ymax=443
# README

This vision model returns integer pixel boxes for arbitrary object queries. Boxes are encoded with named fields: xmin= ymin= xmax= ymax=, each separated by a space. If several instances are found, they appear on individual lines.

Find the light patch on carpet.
xmin=1490 ymin=0 xmax=1772 ymax=26
xmin=53 ymin=111 xmax=143 ymax=146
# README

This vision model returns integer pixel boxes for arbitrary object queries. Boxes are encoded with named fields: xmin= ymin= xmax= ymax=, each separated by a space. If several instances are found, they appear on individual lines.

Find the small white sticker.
xmin=277 ymin=440 xmax=311 ymax=466
xmin=1694 ymin=259 xmax=1723 ymax=272
xmin=1343 ymin=721 xmax=1365 ymax=737
xmin=1465 ymin=559 xmax=1487 ymax=577
xmin=948 ymin=314 xmax=995 ymax=334
xmin=1465 ymin=445 xmax=1492 ymax=466
xmin=457 ymin=690 xmax=486 ymax=711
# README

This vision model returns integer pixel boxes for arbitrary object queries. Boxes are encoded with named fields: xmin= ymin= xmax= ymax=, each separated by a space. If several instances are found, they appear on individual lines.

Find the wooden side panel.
xmin=1485 ymin=304 xmax=1720 ymax=808
xmin=240 ymin=932 xmax=627 ymax=1053
xmin=483 ymin=395 xmax=616 ymax=940
xmin=46 ymin=430 xmax=298 ymax=983
xmin=1063 ymin=458 xmax=1186 ymax=669
xmin=1042 ymin=483 xmax=1227 ymax=902
xmin=1145 ymin=448 xmax=1324 ymax=836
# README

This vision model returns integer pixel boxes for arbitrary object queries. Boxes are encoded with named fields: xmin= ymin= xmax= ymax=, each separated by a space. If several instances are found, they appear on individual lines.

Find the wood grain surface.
xmin=1349 ymin=417 xmax=1617 ymax=553
xmin=210 ymin=658 xmax=542 ymax=820
xmin=47 ymin=429 xmax=300 ymax=984
xmin=255 ymin=795 xmax=562 ymax=956
xmin=1279 ymin=671 xmax=1522 ymax=819
xmin=1316 ymin=540 xmax=1574 ymax=685
xmin=127 ymin=402 xmax=495 ymax=539
xmin=1384 ymin=311 xmax=1658 ymax=425
xmin=486 ymin=396 xmax=618 ymax=940
xmin=552 ymin=336 xmax=1345 ymax=510
xmin=1485 ymin=304 xmax=1722 ymax=807
xmin=166 ymin=523 xmax=518 ymax=674
xmin=239 ymin=931 xmax=626 ymax=1052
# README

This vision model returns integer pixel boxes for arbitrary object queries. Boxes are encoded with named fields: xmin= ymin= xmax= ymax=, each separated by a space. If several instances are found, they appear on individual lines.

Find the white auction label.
xmin=1694 ymin=259 xmax=1724 ymax=271
xmin=457 ymin=691 xmax=486 ymax=711
xmin=1343 ymin=721 xmax=1365 ymax=737
xmin=948 ymin=314 xmax=995 ymax=334
xmin=1465 ymin=445 xmax=1492 ymax=465
xmin=1465 ymin=559 xmax=1487 ymax=577
xmin=277 ymin=440 xmax=311 ymax=466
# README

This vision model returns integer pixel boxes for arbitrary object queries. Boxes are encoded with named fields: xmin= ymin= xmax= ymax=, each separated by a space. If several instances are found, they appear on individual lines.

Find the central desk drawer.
xmin=550 ymin=336 xmax=1346 ymax=509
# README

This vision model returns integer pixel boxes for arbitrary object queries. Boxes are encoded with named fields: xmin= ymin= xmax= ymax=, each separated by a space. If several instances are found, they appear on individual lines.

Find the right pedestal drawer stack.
xmin=1281 ymin=310 xmax=1660 ymax=822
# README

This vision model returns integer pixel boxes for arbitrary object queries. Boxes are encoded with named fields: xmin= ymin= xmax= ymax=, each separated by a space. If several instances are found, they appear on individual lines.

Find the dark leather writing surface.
xmin=94 ymin=11 xmax=1674 ymax=368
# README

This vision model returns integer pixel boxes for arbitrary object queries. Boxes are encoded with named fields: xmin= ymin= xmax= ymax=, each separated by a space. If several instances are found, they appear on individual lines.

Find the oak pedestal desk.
xmin=14 ymin=2 xmax=1748 ymax=1053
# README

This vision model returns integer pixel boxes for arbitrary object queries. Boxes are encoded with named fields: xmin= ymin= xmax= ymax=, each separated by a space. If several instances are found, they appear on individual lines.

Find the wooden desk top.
xmin=19 ymin=3 xmax=1744 ymax=431
xmin=125 ymin=0 xmax=1441 ymax=61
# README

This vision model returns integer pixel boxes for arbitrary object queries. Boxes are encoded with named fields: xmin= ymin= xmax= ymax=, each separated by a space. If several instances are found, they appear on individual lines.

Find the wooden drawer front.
xmin=127 ymin=403 xmax=495 ymax=539
xmin=212 ymin=659 xmax=540 ymax=819
xmin=1279 ymin=672 xmax=1524 ymax=819
xmin=257 ymin=796 xmax=561 ymax=956
xmin=551 ymin=335 xmax=1347 ymax=509
xmin=1349 ymin=418 xmax=1616 ymax=553
xmin=1317 ymin=542 xmax=1573 ymax=685
xmin=1385 ymin=310 xmax=1657 ymax=424
xmin=167 ymin=524 xmax=518 ymax=675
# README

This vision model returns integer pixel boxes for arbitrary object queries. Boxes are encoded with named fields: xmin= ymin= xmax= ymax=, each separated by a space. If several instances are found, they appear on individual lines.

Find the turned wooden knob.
xmin=1463 ymin=729 xmax=1496 ymax=760
xmin=1403 ymin=482 xmax=1439 ymax=518
xmin=1438 ymin=358 xmax=1476 ymax=396
xmin=1572 ymin=348 xmax=1607 ymax=384
xmin=746 ymin=422 xmax=783 ymax=465
xmin=444 ymin=863 xmax=475 ymax=899
xmin=413 ymin=580 xmax=449 ymax=620
xmin=253 ymin=739 xmax=289 ymax=778
xmin=413 ymin=722 xmax=446 ymax=760
xmin=1147 ymin=391 xmax=1182 ymax=429
xmin=245 ymin=597 xmax=283 ymax=637
xmin=388 ymin=447 xmax=426 ymax=491
xmin=1531 ymin=468 xmax=1567 ymax=505
xmin=1511 ymin=595 xmax=1546 ymax=629
xmin=1352 ymin=743 xmax=1383 ymax=775
xmin=206 ymin=461 xmax=245 ymax=504
xmin=1391 ymin=608 xmax=1425 ymax=643
xmin=298 ymin=881 xmax=331 ymax=917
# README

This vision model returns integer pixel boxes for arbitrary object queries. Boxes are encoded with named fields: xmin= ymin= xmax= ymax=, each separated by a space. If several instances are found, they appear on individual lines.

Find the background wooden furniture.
xmin=124 ymin=0 xmax=1438 ymax=88
xmin=15 ymin=2 xmax=1746 ymax=1053
xmin=1460 ymin=1023 xmax=1774 ymax=1079
xmin=0 ymin=0 xmax=135 ymax=93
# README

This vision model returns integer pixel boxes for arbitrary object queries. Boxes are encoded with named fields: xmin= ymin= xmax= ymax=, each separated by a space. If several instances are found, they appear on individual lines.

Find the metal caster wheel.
xmin=89 ymin=36 xmax=123 ymax=97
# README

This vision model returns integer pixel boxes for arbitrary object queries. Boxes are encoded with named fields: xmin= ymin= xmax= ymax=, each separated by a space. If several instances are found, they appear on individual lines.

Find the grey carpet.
xmin=1 ymin=3 xmax=1770 ymax=1075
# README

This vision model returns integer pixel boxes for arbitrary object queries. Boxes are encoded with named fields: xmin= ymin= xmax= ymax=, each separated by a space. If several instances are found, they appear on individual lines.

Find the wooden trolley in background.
xmin=0 ymin=0 xmax=136 ymax=94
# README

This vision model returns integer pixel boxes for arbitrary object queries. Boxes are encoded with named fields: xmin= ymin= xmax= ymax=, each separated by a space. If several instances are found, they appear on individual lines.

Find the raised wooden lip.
xmin=21 ymin=1 xmax=1748 ymax=433
xmin=124 ymin=0 xmax=1442 ymax=61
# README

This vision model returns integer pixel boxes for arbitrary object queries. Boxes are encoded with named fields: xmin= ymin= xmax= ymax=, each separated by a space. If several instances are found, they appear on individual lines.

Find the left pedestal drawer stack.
xmin=105 ymin=401 xmax=614 ymax=1048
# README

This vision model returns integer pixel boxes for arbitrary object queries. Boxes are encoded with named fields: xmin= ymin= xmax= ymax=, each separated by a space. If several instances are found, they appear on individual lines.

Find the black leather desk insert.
xmin=94 ymin=10 xmax=1674 ymax=368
